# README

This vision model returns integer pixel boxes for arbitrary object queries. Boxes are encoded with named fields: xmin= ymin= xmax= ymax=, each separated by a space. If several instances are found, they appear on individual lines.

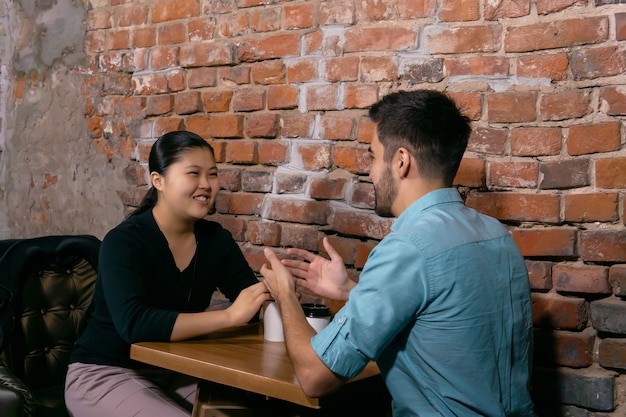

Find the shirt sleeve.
xmin=311 ymin=233 xmax=431 ymax=378
xmin=99 ymin=227 xmax=178 ymax=344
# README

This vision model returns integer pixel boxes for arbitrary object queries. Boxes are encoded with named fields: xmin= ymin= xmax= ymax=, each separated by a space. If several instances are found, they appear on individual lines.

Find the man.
xmin=260 ymin=90 xmax=535 ymax=417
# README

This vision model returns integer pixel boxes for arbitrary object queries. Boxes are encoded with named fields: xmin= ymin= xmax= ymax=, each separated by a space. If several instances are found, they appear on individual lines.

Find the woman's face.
xmin=153 ymin=147 xmax=219 ymax=221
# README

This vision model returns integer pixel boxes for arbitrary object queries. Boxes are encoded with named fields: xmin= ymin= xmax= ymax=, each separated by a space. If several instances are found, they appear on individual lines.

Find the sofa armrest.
xmin=0 ymin=365 xmax=37 ymax=417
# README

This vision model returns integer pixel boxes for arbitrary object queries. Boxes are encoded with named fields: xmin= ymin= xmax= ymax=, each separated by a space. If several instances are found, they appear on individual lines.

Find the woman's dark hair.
xmin=369 ymin=90 xmax=471 ymax=187
xmin=128 ymin=131 xmax=215 ymax=218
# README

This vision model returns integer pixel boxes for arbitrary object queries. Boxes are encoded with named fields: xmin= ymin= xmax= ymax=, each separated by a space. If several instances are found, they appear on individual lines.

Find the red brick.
xmin=570 ymin=46 xmax=625 ymax=80
xmin=106 ymin=29 xmax=130 ymax=50
xmin=210 ymin=114 xmax=243 ymax=138
xmin=267 ymin=85 xmax=298 ymax=110
xmin=599 ymin=86 xmax=626 ymax=116
xmin=505 ymin=17 xmax=609 ymax=53
xmin=87 ymin=9 xmax=112 ymax=30
xmin=598 ymin=338 xmax=626 ymax=371
xmin=531 ymin=292 xmax=589 ymax=330
xmin=485 ymin=0 xmax=530 ymax=19
xmin=517 ymin=53 xmax=568 ymax=81
xmin=282 ymin=113 xmax=313 ymax=138
xmin=325 ymin=235 xmax=358 ymax=266
xmin=332 ymin=210 xmax=393 ymax=240
xmin=284 ymin=3 xmax=315 ymax=29
xmin=540 ymin=90 xmax=592 ymax=121
xmin=275 ymin=173 xmax=307 ymax=194
xmin=310 ymin=176 xmax=348 ymax=200
xmin=172 ymin=91 xmax=200 ymax=115
xmin=238 ymin=33 xmax=301 ymax=62
xmin=590 ymin=296 xmax=626 ymax=334
xmin=180 ymin=42 xmax=235 ymax=67
xmin=564 ymin=193 xmax=619 ymax=223
xmin=188 ymin=68 xmax=217 ymax=89
xmin=553 ymin=264 xmax=611 ymax=294
xmin=287 ymin=58 xmax=318 ymax=83
xmin=537 ymin=0 xmax=586 ymax=14
xmin=581 ymin=230 xmax=626 ymax=263
xmin=154 ymin=117 xmax=185 ymax=137
xmin=251 ymin=60 xmax=286 ymax=85
xmin=438 ymin=0 xmax=479 ymax=21
xmin=186 ymin=117 xmax=212 ymax=139
xmin=265 ymin=197 xmax=329 ymax=225
xmin=539 ymin=159 xmax=590 ymax=190
xmin=218 ymin=68 xmax=249 ymax=87
xmin=567 ymin=122 xmax=621 ymax=156
xmin=298 ymin=144 xmax=332 ymax=170
xmin=249 ymin=7 xmax=281 ymax=32
xmin=232 ymin=88 xmax=265 ymax=112
xmin=217 ymin=167 xmax=242 ymax=192
xmin=526 ymin=260 xmax=553 ymax=290
xmin=132 ymin=27 xmax=156 ymax=48
xmin=245 ymin=113 xmax=279 ymax=138
xmin=118 ymin=5 xmax=148 ymax=26
xmin=534 ymin=328 xmax=595 ymax=368
xmin=609 ymin=265 xmax=626 ymax=297
xmin=357 ymin=118 xmax=376 ymax=144
xmin=344 ymin=84 xmax=379 ymax=110
xmin=360 ymin=56 xmax=398 ymax=82
xmin=396 ymin=0 xmax=435 ymax=18
xmin=152 ymin=0 xmax=200 ymax=23
xmin=225 ymin=140 xmax=258 ymax=164
xmin=302 ymin=31 xmax=323 ymax=54
xmin=349 ymin=182 xmax=374 ymax=209
xmin=426 ymin=26 xmax=496 ymax=54
xmin=203 ymin=91 xmax=232 ymax=113
xmin=445 ymin=56 xmax=508 ymax=77
xmin=466 ymin=192 xmax=560 ymax=223
xmin=281 ymin=224 xmax=320 ymax=252
xmin=165 ymin=70 xmax=185 ymax=92
xmin=222 ymin=192 xmax=264 ymax=216
xmin=323 ymin=56 xmax=360 ymax=82
xmin=217 ymin=10 xmax=247 ymax=37
xmin=240 ymin=169 xmax=272 ymax=193
xmin=115 ymin=96 xmax=147 ymax=117
xmin=453 ymin=158 xmax=485 ymax=188
xmin=467 ymin=127 xmax=506 ymax=155
xmin=318 ymin=0 xmax=356 ymax=25
xmin=487 ymin=91 xmax=536 ymax=123
xmin=258 ymin=141 xmax=288 ymax=165
xmin=596 ymin=157 xmax=626 ymax=189
xmin=448 ymin=92 xmax=482 ymax=121
xmin=306 ymin=85 xmax=339 ymax=111
xmin=511 ymin=127 xmax=562 ymax=156
xmin=247 ymin=221 xmax=281 ymax=246
xmin=158 ymin=22 xmax=186 ymax=45
xmin=512 ymin=228 xmax=577 ymax=257
xmin=146 ymin=95 xmax=172 ymax=116
xmin=150 ymin=46 xmax=178 ymax=70
xmin=618 ymin=12 xmax=626 ymax=41
xmin=488 ymin=161 xmax=538 ymax=188
xmin=188 ymin=18 xmax=216 ymax=41
xmin=320 ymin=116 xmax=354 ymax=141
xmin=334 ymin=146 xmax=372 ymax=174
xmin=84 ymin=31 xmax=105 ymax=54
xmin=354 ymin=240 xmax=377 ymax=268
xmin=125 ymin=49 xmax=148 ymax=71
xmin=344 ymin=26 xmax=416 ymax=52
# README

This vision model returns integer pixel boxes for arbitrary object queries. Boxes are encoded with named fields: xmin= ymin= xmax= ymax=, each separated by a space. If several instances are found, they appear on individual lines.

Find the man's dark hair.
xmin=369 ymin=90 xmax=471 ymax=186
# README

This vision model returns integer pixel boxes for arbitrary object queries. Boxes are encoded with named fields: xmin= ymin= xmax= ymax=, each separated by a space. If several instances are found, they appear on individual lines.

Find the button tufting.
xmin=69 ymin=304 xmax=76 ymax=310
xmin=40 ymin=308 xmax=47 ymax=315
xmin=44 ymin=346 xmax=50 ymax=353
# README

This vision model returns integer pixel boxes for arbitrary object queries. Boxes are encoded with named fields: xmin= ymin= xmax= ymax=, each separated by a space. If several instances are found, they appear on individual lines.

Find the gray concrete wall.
xmin=0 ymin=0 xmax=133 ymax=239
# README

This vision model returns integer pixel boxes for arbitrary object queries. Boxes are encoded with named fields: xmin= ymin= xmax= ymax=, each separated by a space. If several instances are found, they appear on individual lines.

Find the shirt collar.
xmin=392 ymin=188 xmax=464 ymax=231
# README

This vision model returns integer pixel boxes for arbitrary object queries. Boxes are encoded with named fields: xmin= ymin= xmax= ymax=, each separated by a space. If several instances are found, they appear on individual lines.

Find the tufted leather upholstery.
xmin=0 ymin=235 xmax=101 ymax=417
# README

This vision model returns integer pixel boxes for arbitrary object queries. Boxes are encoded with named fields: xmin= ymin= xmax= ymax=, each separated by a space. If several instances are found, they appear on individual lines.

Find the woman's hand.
xmin=280 ymin=237 xmax=354 ymax=301
xmin=226 ymin=282 xmax=271 ymax=326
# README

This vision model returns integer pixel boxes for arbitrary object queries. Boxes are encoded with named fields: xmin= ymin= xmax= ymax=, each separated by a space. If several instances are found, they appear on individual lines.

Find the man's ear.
xmin=395 ymin=147 xmax=412 ymax=179
xmin=151 ymin=172 xmax=163 ymax=190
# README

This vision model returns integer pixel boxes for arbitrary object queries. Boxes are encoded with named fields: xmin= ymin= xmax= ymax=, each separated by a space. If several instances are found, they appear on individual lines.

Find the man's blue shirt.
xmin=311 ymin=188 xmax=534 ymax=416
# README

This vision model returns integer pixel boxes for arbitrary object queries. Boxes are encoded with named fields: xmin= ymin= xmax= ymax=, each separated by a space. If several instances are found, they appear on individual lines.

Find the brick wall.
xmin=81 ymin=1 xmax=626 ymax=414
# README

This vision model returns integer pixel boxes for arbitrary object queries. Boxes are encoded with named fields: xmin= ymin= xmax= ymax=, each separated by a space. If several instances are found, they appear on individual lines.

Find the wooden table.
xmin=130 ymin=322 xmax=384 ymax=417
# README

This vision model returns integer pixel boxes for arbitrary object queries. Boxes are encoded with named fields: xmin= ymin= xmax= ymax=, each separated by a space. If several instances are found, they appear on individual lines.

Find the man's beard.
xmin=374 ymin=166 xmax=397 ymax=218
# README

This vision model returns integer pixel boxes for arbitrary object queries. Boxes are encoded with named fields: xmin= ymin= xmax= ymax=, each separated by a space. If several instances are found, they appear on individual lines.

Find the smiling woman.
xmin=64 ymin=131 xmax=271 ymax=417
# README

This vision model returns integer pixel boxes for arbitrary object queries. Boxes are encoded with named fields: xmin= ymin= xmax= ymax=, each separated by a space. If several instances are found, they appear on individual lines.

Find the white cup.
xmin=302 ymin=303 xmax=331 ymax=333
xmin=263 ymin=301 xmax=284 ymax=342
